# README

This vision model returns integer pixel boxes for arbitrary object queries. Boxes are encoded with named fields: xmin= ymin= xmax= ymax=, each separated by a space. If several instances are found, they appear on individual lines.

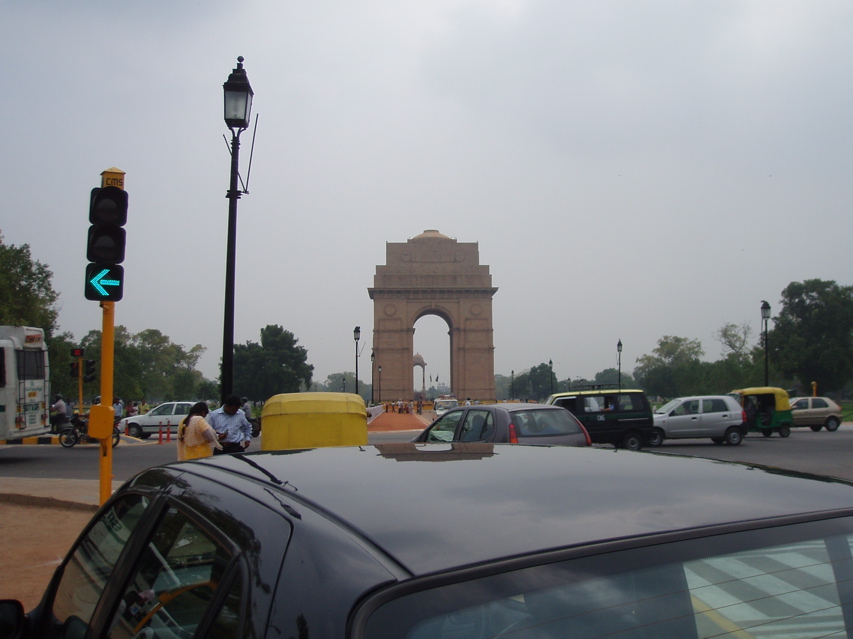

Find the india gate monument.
xmin=368 ymin=230 xmax=497 ymax=401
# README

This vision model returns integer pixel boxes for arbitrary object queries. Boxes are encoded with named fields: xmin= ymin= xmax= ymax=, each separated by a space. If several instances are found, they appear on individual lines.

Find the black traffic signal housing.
xmin=85 ymin=186 xmax=127 ymax=301
xmin=71 ymin=348 xmax=84 ymax=358
xmin=69 ymin=361 xmax=79 ymax=378
xmin=84 ymin=359 xmax=97 ymax=383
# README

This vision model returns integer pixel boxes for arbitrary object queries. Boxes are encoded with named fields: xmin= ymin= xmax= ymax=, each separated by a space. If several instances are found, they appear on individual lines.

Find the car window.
xmin=513 ymin=410 xmax=583 ymax=437
xmin=703 ymin=398 xmax=729 ymax=413
xmin=616 ymin=394 xmax=635 ymax=411
xmin=459 ymin=410 xmax=494 ymax=442
xmin=586 ymin=396 xmax=604 ymax=412
xmin=553 ymin=397 xmax=578 ymax=412
xmin=109 ymin=504 xmax=239 ymax=639
xmin=51 ymin=494 xmax=150 ymax=630
xmin=175 ymin=403 xmax=191 ymax=416
xmin=149 ymin=404 xmax=172 ymax=417
xmin=427 ymin=411 xmax=465 ymax=442
xmin=365 ymin=518 xmax=853 ymax=639
xmin=813 ymin=398 xmax=829 ymax=409
xmin=792 ymin=398 xmax=809 ymax=409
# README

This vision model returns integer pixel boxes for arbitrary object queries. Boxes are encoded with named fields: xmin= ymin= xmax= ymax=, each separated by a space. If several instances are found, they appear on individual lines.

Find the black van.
xmin=546 ymin=387 xmax=654 ymax=450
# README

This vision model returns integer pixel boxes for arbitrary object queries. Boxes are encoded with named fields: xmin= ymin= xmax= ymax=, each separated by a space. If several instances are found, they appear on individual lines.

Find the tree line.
xmin=2 ymin=234 xmax=851 ymax=404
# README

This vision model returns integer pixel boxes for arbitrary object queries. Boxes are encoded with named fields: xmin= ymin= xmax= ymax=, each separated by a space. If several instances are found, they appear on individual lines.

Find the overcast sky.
xmin=2 ymin=1 xmax=851 ymax=391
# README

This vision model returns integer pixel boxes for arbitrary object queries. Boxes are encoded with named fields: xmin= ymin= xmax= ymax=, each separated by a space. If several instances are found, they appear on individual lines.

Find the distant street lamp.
xmin=354 ymin=326 xmax=361 ymax=396
xmin=617 ymin=339 xmax=623 ymax=390
xmin=549 ymin=359 xmax=553 ymax=395
xmin=220 ymin=56 xmax=254 ymax=400
xmin=377 ymin=365 xmax=382 ymax=402
xmin=370 ymin=349 xmax=375 ymax=404
xmin=510 ymin=370 xmax=514 ymax=400
xmin=761 ymin=300 xmax=771 ymax=386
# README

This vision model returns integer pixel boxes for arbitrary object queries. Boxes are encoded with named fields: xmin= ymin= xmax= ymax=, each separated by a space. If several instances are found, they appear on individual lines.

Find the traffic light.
xmin=70 ymin=361 xmax=79 ymax=378
xmin=84 ymin=359 xmax=97 ymax=383
xmin=85 ymin=185 xmax=127 ymax=301
xmin=71 ymin=347 xmax=84 ymax=357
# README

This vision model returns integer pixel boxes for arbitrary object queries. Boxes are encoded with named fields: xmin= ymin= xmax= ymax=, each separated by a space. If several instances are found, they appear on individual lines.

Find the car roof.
xmin=664 ymin=395 xmax=738 ymax=402
xmin=176 ymin=445 xmax=853 ymax=577
xmin=550 ymin=388 xmax=644 ymax=397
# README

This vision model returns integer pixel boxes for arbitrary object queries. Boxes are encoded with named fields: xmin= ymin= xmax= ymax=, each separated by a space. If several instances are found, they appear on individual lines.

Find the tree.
xmin=594 ymin=368 xmax=636 ymax=389
xmin=232 ymin=325 xmax=314 ymax=400
xmin=770 ymin=279 xmax=853 ymax=393
xmin=0 ymin=234 xmax=60 ymax=336
xmin=634 ymin=336 xmax=705 ymax=398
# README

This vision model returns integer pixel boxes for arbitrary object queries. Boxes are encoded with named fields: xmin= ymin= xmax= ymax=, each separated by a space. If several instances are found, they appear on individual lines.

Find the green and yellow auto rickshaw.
xmin=729 ymin=387 xmax=794 ymax=438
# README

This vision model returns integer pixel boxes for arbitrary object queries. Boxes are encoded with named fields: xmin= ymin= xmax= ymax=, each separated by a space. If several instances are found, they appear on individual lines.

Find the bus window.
xmin=16 ymin=350 xmax=45 ymax=380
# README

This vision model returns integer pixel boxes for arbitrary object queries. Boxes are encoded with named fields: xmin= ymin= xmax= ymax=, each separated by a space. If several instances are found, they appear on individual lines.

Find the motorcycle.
xmin=59 ymin=413 xmax=120 ymax=448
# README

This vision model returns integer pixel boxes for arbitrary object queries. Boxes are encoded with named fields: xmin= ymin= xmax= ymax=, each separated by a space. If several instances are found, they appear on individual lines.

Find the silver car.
xmin=650 ymin=395 xmax=746 ymax=446
xmin=790 ymin=396 xmax=843 ymax=431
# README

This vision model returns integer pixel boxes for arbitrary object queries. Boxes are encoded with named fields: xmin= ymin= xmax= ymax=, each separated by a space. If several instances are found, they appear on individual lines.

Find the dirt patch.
xmin=0 ymin=503 xmax=94 ymax=610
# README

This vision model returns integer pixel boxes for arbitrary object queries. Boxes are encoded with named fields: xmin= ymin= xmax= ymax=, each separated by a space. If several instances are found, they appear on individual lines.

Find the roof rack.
xmin=568 ymin=383 xmax=623 ymax=391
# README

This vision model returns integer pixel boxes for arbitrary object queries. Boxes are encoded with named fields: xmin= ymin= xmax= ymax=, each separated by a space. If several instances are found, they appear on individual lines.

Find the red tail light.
xmin=508 ymin=421 xmax=519 ymax=444
xmin=741 ymin=410 xmax=747 ymax=424
xmin=581 ymin=423 xmax=592 ymax=446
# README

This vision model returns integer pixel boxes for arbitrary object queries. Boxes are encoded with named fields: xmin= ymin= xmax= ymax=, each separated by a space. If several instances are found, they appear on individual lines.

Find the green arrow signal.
xmin=90 ymin=268 xmax=120 ymax=296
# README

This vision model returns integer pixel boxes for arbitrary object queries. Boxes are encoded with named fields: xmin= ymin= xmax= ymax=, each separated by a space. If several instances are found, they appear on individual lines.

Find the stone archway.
xmin=368 ymin=230 xmax=497 ymax=402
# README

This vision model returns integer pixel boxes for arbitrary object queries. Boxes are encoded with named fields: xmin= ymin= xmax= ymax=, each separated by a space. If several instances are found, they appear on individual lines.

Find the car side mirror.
xmin=0 ymin=599 xmax=26 ymax=637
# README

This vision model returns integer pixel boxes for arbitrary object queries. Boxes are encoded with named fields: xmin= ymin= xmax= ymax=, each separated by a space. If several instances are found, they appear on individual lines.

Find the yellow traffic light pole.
xmin=87 ymin=167 xmax=125 ymax=505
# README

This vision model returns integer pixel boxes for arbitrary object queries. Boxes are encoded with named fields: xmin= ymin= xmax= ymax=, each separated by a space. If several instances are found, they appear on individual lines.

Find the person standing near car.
xmin=50 ymin=395 xmax=67 ymax=433
xmin=207 ymin=394 xmax=253 ymax=454
xmin=177 ymin=402 xmax=222 ymax=460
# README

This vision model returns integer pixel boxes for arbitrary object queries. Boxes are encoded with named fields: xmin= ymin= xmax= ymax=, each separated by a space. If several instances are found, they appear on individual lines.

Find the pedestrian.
xmin=241 ymin=397 xmax=252 ymax=420
xmin=127 ymin=402 xmax=138 ymax=417
xmin=139 ymin=399 xmax=150 ymax=415
xmin=207 ymin=394 xmax=253 ymax=454
xmin=177 ymin=402 xmax=222 ymax=460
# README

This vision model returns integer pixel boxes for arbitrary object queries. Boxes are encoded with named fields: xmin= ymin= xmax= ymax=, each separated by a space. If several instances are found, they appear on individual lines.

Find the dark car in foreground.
xmin=5 ymin=445 xmax=853 ymax=638
xmin=412 ymin=402 xmax=591 ymax=446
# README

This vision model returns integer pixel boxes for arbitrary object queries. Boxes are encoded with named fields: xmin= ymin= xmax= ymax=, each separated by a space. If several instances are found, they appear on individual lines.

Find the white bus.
xmin=0 ymin=326 xmax=51 ymax=440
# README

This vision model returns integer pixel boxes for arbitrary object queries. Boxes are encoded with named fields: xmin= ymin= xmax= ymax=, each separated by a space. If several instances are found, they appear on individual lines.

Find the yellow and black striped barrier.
xmin=0 ymin=435 xmax=60 ymax=445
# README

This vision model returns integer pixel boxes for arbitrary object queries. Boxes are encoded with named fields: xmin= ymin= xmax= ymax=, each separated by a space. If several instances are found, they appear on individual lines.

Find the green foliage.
xmin=80 ymin=327 xmax=207 ymax=402
xmin=770 ymin=279 xmax=853 ymax=393
xmin=314 ymin=372 xmax=372 ymax=401
xmin=0 ymin=234 xmax=59 ymax=335
xmin=46 ymin=332 xmax=79 ymax=399
xmin=634 ymin=336 xmax=706 ymax=398
xmin=232 ymin=325 xmax=314 ymax=401
xmin=594 ymin=368 xmax=636 ymax=389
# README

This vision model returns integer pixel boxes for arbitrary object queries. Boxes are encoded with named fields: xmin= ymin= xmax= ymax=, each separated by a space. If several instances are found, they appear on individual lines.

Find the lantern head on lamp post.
xmin=224 ymin=57 xmax=254 ymax=131
xmin=761 ymin=301 xmax=771 ymax=385
xmin=549 ymin=359 xmax=553 ymax=395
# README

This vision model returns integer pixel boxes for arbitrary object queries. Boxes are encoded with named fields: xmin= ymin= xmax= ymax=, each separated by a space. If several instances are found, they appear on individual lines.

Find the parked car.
xmin=412 ymin=403 xmax=590 ymax=446
xmin=546 ymin=387 xmax=654 ymax=450
xmin=117 ymin=401 xmax=193 ymax=438
xmin=790 ymin=396 xmax=843 ymax=431
xmin=5 ymin=444 xmax=853 ymax=638
xmin=729 ymin=386 xmax=794 ymax=437
xmin=650 ymin=395 xmax=747 ymax=446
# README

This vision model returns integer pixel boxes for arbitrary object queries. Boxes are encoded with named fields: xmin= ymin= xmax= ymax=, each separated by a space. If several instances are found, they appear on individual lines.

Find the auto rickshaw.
xmin=260 ymin=392 xmax=368 ymax=450
xmin=728 ymin=387 xmax=794 ymax=438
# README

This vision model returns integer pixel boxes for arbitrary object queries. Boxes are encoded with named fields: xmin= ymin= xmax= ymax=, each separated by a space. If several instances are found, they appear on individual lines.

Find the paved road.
xmin=0 ymin=425 xmax=851 ymax=482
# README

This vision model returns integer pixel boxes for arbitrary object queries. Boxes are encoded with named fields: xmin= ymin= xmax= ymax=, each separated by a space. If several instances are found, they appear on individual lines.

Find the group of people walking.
xmin=176 ymin=394 xmax=253 ymax=460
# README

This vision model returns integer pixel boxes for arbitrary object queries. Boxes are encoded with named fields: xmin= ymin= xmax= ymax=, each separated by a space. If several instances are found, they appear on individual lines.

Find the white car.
xmin=118 ymin=401 xmax=194 ymax=438
xmin=433 ymin=398 xmax=459 ymax=416
xmin=650 ymin=395 xmax=746 ymax=446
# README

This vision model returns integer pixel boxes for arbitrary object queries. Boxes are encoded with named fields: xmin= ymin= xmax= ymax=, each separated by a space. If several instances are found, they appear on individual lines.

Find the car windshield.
xmin=435 ymin=400 xmax=458 ymax=411
xmin=655 ymin=399 xmax=680 ymax=414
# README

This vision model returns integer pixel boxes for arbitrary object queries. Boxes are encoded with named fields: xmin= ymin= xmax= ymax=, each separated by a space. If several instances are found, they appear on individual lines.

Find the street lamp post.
xmin=220 ymin=56 xmax=253 ymax=400
xmin=377 ymin=366 xmax=382 ymax=403
xmin=354 ymin=326 xmax=361 ymax=397
xmin=370 ymin=349 xmax=375 ymax=405
xmin=549 ymin=359 xmax=553 ymax=395
xmin=761 ymin=300 xmax=771 ymax=386
xmin=617 ymin=339 xmax=623 ymax=390
xmin=510 ymin=370 xmax=514 ymax=400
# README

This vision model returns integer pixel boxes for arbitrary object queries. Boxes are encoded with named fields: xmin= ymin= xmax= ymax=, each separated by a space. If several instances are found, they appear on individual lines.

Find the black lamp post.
xmin=617 ymin=339 xmax=623 ymax=390
xmin=510 ymin=370 xmax=514 ymax=400
xmin=354 ymin=326 xmax=361 ymax=396
xmin=377 ymin=365 xmax=382 ymax=402
xmin=549 ymin=359 xmax=553 ymax=395
xmin=220 ymin=56 xmax=254 ymax=400
xmin=370 ymin=349 xmax=375 ymax=405
xmin=761 ymin=300 xmax=771 ymax=385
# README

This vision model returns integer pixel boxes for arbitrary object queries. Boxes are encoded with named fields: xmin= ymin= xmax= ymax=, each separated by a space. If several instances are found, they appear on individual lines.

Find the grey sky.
xmin=2 ymin=1 xmax=850 ymax=390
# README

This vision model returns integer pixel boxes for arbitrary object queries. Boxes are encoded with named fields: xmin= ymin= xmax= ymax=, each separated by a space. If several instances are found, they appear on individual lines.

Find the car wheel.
xmin=647 ymin=428 xmax=665 ymax=447
xmin=127 ymin=423 xmax=144 ymax=439
xmin=762 ymin=430 xmax=773 ymax=438
xmin=825 ymin=417 xmax=840 ymax=432
xmin=810 ymin=425 xmax=823 ymax=432
xmin=724 ymin=426 xmax=743 ymax=446
xmin=711 ymin=437 xmax=724 ymax=445
xmin=778 ymin=425 xmax=791 ymax=438
xmin=620 ymin=432 xmax=643 ymax=451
